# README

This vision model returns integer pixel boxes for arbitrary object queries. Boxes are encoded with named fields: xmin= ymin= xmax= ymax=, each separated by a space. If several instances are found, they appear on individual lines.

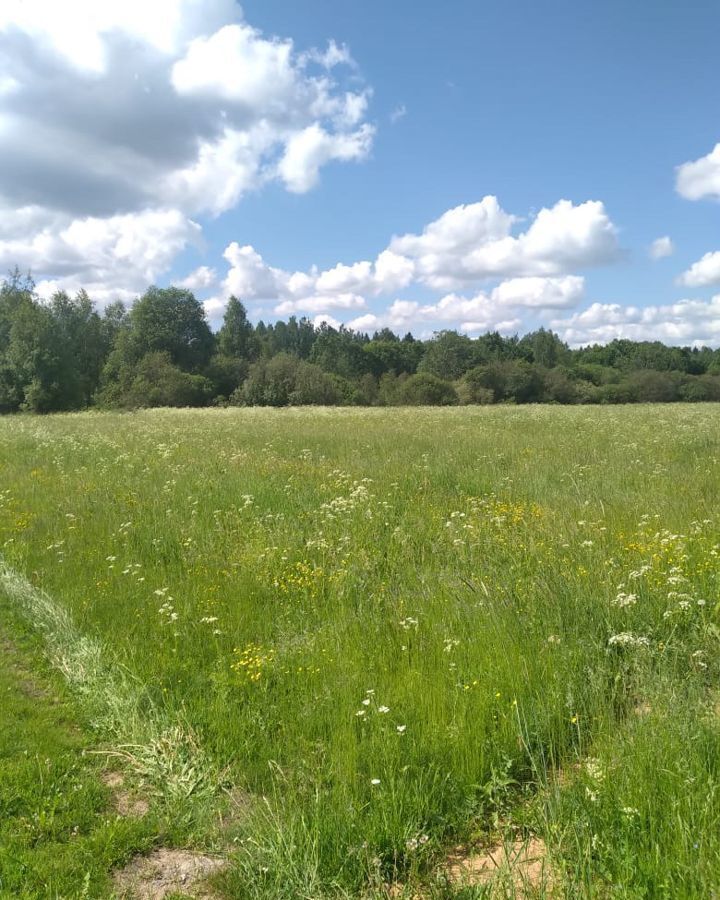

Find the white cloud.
xmin=220 ymin=242 xmax=415 ymax=310
xmin=202 ymin=295 xmax=227 ymax=324
xmin=211 ymin=196 xmax=614 ymax=334
xmin=0 ymin=207 xmax=200 ymax=306
xmin=302 ymin=40 xmax=355 ymax=70
xmin=491 ymin=275 xmax=584 ymax=308
xmin=212 ymin=192 xmax=611 ymax=332
xmin=391 ymin=196 xmax=514 ymax=260
xmin=0 ymin=0 xmax=238 ymax=73
xmin=313 ymin=313 xmax=342 ymax=329
xmin=171 ymin=23 xmax=296 ymax=104
xmin=345 ymin=298 xmax=523 ymax=338
xmin=277 ymin=123 xmax=374 ymax=193
xmin=389 ymin=198 xmax=618 ymax=290
xmin=223 ymin=242 xmax=288 ymax=299
xmin=275 ymin=293 xmax=366 ymax=315
xmin=389 ymin=104 xmax=407 ymax=124
xmin=678 ymin=250 xmax=720 ymax=288
xmin=676 ymin=143 xmax=720 ymax=201
xmin=552 ymin=296 xmax=720 ymax=347
xmin=649 ymin=236 xmax=674 ymax=259
xmin=0 ymin=0 xmax=374 ymax=296
xmin=177 ymin=265 xmax=216 ymax=291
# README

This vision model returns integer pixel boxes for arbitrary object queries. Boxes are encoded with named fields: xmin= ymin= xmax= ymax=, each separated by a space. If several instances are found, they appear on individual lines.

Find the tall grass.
xmin=1 ymin=405 xmax=719 ymax=896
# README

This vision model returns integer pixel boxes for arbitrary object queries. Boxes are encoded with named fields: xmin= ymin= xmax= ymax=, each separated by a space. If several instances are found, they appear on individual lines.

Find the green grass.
xmin=1 ymin=405 xmax=720 ymax=897
xmin=0 ymin=605 xmax=161 ymax=899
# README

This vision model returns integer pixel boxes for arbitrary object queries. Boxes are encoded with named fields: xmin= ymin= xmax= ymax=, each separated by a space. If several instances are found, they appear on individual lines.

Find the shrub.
xmin=120 ymin=352 xmax=213 ymax=408
xmin=396 ymin=373 xmax=457 ymax=405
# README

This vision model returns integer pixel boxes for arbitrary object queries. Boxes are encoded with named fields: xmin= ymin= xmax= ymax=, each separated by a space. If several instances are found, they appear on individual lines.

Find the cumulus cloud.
xmin=345 ymin=301 xmax=522 ymax=338
xmin=277 ymin=123 xmax=374 ymax=193
xmin=678 ymin=250 xmax=720 ymax=288
xmin=178 ymin=265 xmax=217 ymax=291
xmin=552 ymin=296 xmax=720 ymax=347
xmin=676 ymin=143 xmax=720 ymax=201
xmin=1 ymin=207 xmax=200 ymax=304
xmin=340 ymin=278 xmax=581 ymax=337
xmin=220 ymin=241 xmax=415 ymax=310
xmin=0 ymin=0 xmax=374 ymax=299
xmin=313 ymin=313 xmax=342 ymax=329
xmin=214 ymin=196 xmax=609 ymax=331
xmin=649 ymin=236 xmax=674 ymax=260
xmin=275 ymin=293 xmax=366 ymax=316
xmin=491 ymin=275 xmax=584 ymax=308
xmin=389 ymin=198 xmax=618 ymax=290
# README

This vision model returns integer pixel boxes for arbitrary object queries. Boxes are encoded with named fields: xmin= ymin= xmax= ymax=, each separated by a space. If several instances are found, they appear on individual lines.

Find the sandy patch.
xmin=444 ymin=836 xmax=554 ymax=895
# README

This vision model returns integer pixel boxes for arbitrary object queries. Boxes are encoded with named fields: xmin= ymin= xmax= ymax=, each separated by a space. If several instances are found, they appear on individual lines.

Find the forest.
xmin=3 ymin=270 xmax=720 ymax=413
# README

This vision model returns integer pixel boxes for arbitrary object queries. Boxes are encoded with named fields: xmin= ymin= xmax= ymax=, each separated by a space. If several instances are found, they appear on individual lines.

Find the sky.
xmin=1 ymin=0 xmax=720 ymax=346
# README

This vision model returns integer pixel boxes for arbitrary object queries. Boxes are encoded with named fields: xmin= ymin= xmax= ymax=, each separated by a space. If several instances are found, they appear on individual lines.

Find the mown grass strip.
xmin=0 ymin=610 xmax=160 ymax=899
xmin=0 ymin=558 xmax=218 ymax=810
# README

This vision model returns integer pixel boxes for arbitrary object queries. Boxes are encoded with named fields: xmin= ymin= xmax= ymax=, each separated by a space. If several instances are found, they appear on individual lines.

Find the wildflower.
xmin=396 ymin=725 xmax=406 ymax=733
xmin=378 ymin=705 xmax=390 ymax=714
xmin=370 ymin=778 xmax=381 ymax=786
xmin=613 ymin=591 xmax=638 ymax=608
xmin=608 ymin=632 xmax=650 ymax=649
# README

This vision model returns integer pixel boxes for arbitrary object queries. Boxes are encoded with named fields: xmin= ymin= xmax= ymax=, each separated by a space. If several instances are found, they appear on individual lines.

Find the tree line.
xmin=3 ymin=270 xmax=720 ymax=413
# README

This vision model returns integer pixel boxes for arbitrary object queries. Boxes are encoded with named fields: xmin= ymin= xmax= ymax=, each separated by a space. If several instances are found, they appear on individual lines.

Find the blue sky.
xmin=1 ymin=0 xmax=720 ymax=344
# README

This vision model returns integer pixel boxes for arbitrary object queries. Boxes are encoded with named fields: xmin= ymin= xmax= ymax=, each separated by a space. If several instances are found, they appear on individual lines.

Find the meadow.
xmin=1 ymin=405 xmax=720 ymax=898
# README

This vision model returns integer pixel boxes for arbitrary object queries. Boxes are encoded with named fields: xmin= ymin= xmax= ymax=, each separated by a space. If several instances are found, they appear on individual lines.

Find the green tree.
xmin=217 ymin=296 xmax=258 ymax=360
xmin=419 ymin=331 xmax=478 ymax=380
xmin=520 ymin=328 xmax=570 ymax=368
xmin=98 ymin=286 xmax=214 ymax=406
xmin=125 ymin=286 xmax=214 ymax=372
xmin=49 ymin=290 xmax=108 ymax=407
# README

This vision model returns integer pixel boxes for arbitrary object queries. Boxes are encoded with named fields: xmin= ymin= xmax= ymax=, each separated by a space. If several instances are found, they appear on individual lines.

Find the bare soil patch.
xmin=444 ymin=836 xmax=554 ymax=895
xmin=102 ymin=770 xmax=151 ymax=817
xmin=113 ymin=848 xmax=226 ymax=899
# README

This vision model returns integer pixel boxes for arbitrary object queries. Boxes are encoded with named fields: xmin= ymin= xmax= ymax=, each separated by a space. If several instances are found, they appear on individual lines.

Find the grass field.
xmin=2 ymin=405 xmax=720 ymax=898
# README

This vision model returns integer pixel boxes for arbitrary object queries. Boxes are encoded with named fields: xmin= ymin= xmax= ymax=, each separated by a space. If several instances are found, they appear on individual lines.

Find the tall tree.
xmin=217 ymin=296 xmax=258 ymax=360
